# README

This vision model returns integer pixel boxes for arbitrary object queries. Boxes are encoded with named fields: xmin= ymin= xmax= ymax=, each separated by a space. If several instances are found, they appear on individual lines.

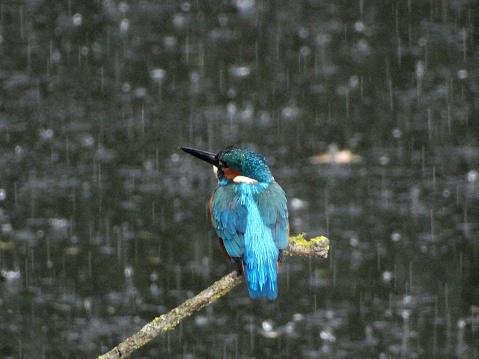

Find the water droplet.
xmin=124 ymin=266 xmax=134 ymax=278
xmin=163 ymin=35 xmax=177 ymax=49
xmin=262 ymin=320 xmax=273 ymax=332
xmin=121 ymin=82 xmax=131 ymax=93
xmin=0 ymin=188 xmax=6 ymax=201
xmin=134 ymin=87 xmax=147 ymax=98
xmin=1 ymin=223 xmax=12 ymax=234
xmin=150 ymin=283 xmax=161 ymax=297
xmin=195 ymin=315 xmax=209 ymax=326
xmin=227 ymin=102 xmax=237 ymax=115
xmin=260 ymin=320 xmax=279 ymax=338
xmin=181 ymin=2 xmax=191 ymax=12
xmin=172 ymin=14 xmax=186 ymax=29
xmin=227 ymin=88 xmax=237 ymax=98
xmin=284 ymin=322 xmax=295 ymax=335
xmin=235 ymin=0 xmax=255 ymax=12
xmin=320 ymin=330 xmax=336 ymax=342
xmin=1 ymin=270 xmax=21 ymax=281
xmin=229 ymin=65 xmax=251 ymax=78
xmin=81 ymin=134 xmax=94 ymax=148
xmin=150 ymin=68 xmax=166 ymax=83
xmin=350 ymin=237 xmax=359 ymax=247
xmin=391 ymin=232 xmax=401 ymax=242
xmin=150 ymin=271 xmax=159 ymax=281
xmin=49 ymin=218 xmax=69 ymax=231
xmin=418 ymin=37 xmax=427 ymax=47
xmin=467 ymin=170 xmax=478 ymax=182
xmin=457 ymin=69 xmax=468 ymax=79
xmin=354 ymin=21 xmax=365 ymax=32
xmin=379 ymin=155 xmax=390 ymax=165
xmin=298 ymin=27 xmax=308 ymax=39
xmin=356 ymin=39 xmax=369 ymax=55
xmin=72 ymin=13 xmax=82 ymax=27
xmin=292 ymin=313 xmax=304 ymax=321
xmin=382 ymin=271 xmax=392 ymax=283
xmin=84 ymin=298 xmax=92 ymax=312
xmin=290 ymin=198 xmax=307 ymax=210
xmin=349 ymin=75 xmax=359 ymax=89
xmin=416 ymin=61 xmax=425 ymax=79
xmin=51 ymin=50 xmax=62 ymax=63
xmin=39 ymin=128 xmax=54 ymax=141
xmin=392 ymin=128 xmax=402 ymax=138
xmin=281 ymin=106 xmax=300 ymax=120
xmin=300 ymin=46 xmax=311 ymax=57
xmin=120 ymin=18 xmax=129 ymax=33
xmin=15 ymin=145 xmax=24 ymax=156
xmin=190 ymin=71 xmax=200 ymax=83
xmin=316 ymin=33 xmax=331 ymax=46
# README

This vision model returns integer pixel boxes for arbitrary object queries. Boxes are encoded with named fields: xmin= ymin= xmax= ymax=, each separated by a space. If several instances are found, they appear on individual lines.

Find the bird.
xmin=181 ymin=146 xmax=289 ymax=300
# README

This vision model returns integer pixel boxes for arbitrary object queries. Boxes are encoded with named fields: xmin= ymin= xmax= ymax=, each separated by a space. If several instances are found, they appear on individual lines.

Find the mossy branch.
xmin=98 ymin=234 xmax=329 ymax=359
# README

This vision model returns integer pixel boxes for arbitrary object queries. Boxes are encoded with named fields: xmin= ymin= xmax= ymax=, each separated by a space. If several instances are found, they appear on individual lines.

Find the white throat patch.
xmin=233 ymin=176 xmax=258 ymax=184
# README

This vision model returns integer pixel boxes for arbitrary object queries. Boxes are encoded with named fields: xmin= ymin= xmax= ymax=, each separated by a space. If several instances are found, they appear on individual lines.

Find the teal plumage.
xmin=182 ymin=146 xmax=289 ymax=300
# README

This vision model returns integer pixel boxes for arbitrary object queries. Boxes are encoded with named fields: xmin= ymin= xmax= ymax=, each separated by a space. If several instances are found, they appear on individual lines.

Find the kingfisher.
xmin=181 ymin=146 xmax=289 ymax=300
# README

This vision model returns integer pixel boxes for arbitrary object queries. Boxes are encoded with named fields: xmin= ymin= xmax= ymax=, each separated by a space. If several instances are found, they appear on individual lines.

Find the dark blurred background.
xmin=0 ymin=0 xmax=478 ymax=357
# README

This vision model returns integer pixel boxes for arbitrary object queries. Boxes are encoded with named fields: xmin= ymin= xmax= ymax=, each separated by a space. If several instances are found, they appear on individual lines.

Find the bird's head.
xmin=181 ymin=146 xmax=273 ymax=183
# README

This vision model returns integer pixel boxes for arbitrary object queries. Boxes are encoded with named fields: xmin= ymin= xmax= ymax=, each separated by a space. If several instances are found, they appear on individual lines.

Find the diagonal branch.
xmin=98 ymin=234 xmax=329 ymax=359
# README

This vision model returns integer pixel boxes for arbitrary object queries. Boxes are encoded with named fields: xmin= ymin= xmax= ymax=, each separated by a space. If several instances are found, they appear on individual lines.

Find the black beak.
xmin=181 ymin=146 xmax=219 ymax=167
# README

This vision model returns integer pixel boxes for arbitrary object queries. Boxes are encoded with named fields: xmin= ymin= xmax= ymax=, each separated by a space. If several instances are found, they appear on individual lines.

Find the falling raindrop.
xmin=150 ymin=68 xmax=166 ymax=84
xmin=391 ymin=232 xmax=401 ymax=242
xmin=229 ymin=65 xmax=251 ymax=78
xmin=39 ymin=128 xmax=54 ymax=141
xmin=120 ymin=18 xmax=129 ymax=34
xmin=382 ymin=271 xmax=392 ymax=283
xmin=72 ymin=13 xmax=82 ymax=26
xmin=1 ymin=223 xmax=12 ymax=234
xmin=457 ymin=69 xmax=468 ymax=79
xmin=173 ymin=14 xmax=186 ymax=30
xmin=290 ymin=198 xmax=307 ymax=210
xmin=354 ymin=21 xmax=365 ymax=33
xmin=379 ymin=155 xmax=390 ymax=166
xmin=466 ymin=170 xmax=478 ymax=182
xmin=320 ymin=329 xmax=336 ymax=342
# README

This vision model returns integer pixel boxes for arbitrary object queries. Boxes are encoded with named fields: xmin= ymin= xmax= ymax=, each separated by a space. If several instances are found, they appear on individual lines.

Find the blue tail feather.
xmin=244 ymin=252 xmax=278 ymax=300
xmin=239 ymin=184 xmax=279 ymax=300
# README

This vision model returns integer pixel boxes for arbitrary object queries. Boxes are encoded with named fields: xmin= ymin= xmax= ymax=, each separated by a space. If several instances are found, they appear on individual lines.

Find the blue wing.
xmin=255 ymin=182 xmax=289 ymax=250
xmin=210 ymin=185 xmax=246 ymax=258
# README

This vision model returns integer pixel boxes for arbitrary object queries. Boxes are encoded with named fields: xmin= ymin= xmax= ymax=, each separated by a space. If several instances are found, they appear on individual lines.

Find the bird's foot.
xmin=231 ymin=257 xmax=243 ymax=275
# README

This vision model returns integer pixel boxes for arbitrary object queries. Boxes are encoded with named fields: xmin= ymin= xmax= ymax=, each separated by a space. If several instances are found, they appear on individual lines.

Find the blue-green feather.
xmin=256 ymin=182 xmax=289 ymax=250
xmin=211 ymin=186 xmax=246 ymax=258
xmin=211 ymin=180 xmax=288 ymax=300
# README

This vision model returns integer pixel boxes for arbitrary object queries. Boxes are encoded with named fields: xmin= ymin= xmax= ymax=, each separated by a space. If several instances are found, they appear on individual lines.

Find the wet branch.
xmin=98 ymin=234 xmax=329 ymax=359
